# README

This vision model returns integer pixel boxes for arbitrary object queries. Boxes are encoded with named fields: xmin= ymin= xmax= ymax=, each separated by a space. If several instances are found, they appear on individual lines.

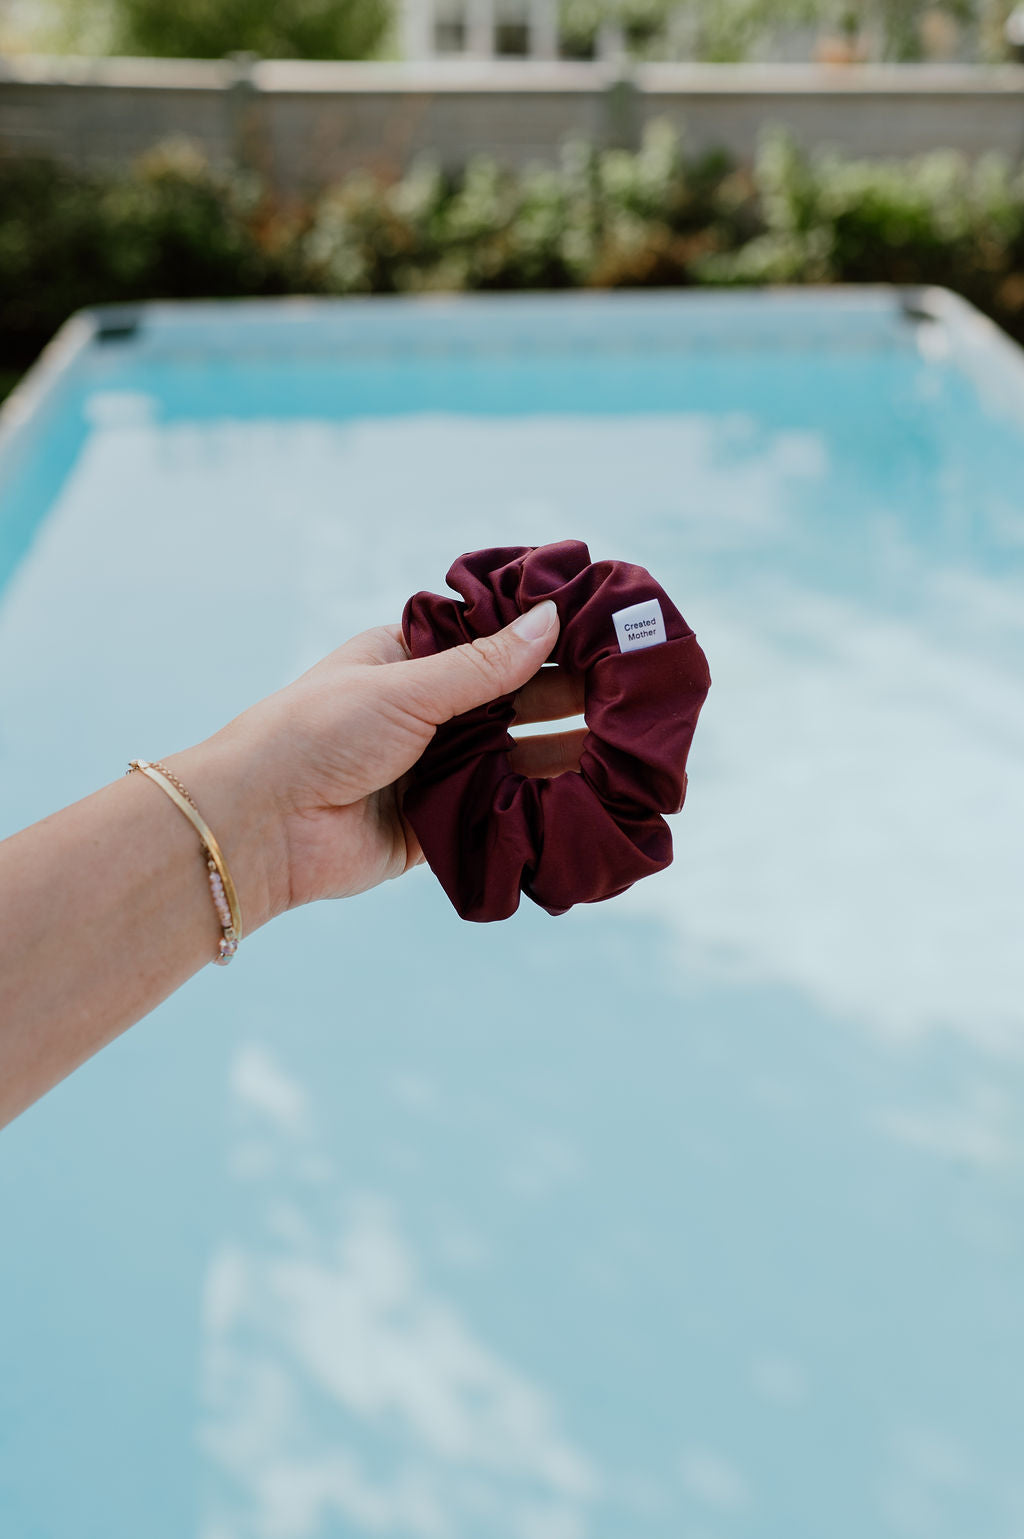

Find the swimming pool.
xmin=1 ymin=288 xmax=1023 ymax=1538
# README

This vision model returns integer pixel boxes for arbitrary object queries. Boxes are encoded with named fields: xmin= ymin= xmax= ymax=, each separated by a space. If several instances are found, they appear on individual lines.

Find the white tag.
xmin=612 ymin=597 xmax=666 ymax=653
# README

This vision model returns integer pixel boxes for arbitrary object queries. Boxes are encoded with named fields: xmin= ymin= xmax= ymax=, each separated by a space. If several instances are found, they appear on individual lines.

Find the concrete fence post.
xmin=604 ymin=72 xmax=640 ymax=151
xmin=225 ymin=50 xmax=267 ymax=179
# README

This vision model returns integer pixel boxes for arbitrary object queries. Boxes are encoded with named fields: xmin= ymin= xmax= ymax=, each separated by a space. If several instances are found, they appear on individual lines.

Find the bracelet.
xmin=127 ymin=758 xmax=243 ymax=965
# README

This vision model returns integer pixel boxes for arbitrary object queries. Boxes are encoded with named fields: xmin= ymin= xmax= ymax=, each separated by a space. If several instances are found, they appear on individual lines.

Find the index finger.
xmin=512 ymin=665 xmax=585 ymax=725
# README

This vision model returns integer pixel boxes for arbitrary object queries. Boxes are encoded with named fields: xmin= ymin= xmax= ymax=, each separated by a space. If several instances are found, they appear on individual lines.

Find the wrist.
xmin=163 ymin=727 xmax=292 ymax=935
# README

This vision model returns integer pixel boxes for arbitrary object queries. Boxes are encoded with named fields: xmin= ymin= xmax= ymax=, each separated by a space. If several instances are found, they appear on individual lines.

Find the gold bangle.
xmin=127 ymin=758 xmax=243 ymax=965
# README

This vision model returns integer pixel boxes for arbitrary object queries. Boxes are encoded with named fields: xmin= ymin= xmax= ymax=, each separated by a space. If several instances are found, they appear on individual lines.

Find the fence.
xmin=2 ymin=55 xmax=1024 ymax=192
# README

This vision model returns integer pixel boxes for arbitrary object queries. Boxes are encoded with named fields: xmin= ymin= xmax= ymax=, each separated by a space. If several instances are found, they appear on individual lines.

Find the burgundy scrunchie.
xmin=401 ymin=540 xmax=711 ymax=922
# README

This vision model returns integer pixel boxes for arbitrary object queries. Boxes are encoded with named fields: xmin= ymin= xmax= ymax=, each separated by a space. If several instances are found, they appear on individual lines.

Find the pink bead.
xmin=206 ymin=865 xmax=239 ymax=965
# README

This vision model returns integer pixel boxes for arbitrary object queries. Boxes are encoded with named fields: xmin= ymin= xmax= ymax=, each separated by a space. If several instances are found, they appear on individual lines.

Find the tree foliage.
xmin=63 ymin=0 xmax=393 ymax=60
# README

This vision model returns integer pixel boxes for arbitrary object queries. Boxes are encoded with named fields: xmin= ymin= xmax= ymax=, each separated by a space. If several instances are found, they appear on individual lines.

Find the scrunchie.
xmin=401 ymin=540 xmax=711 ymax=922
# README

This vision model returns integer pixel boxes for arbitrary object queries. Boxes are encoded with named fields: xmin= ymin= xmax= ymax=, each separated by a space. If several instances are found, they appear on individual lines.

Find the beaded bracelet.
xmin=127 ymin=759 xmax=243 ymax=965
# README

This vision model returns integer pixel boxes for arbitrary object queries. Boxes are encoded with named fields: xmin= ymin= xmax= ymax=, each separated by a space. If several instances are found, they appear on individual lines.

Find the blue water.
xmin=1 ymin=292 xmax=1023 ymax=1539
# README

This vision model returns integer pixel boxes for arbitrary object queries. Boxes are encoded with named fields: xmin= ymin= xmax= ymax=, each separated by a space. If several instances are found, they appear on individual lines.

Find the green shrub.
xmin=299 ymin=125 xmax=745 ymax=294
xmin=0 ymin=142 xmax=296 ymax=376
xmin=696 ymin=129 xmax=1024 ymax=326
xmin=3 ymin=123 xmax=1024 ymax=396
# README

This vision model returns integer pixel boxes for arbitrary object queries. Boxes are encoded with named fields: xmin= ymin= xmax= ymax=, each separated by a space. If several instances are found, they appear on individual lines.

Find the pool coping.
xmin=0 ymin=308 xmax=96 ymax=466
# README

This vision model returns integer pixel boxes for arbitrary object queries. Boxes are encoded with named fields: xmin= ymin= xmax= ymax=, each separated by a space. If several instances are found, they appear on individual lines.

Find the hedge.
xmin=2 ymin=125 xmax=1024 ymax=392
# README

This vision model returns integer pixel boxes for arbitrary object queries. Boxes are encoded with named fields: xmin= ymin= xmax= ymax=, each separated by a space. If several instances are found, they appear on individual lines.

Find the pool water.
xmin=1 ymin=290 xmax=1023 ymax=1539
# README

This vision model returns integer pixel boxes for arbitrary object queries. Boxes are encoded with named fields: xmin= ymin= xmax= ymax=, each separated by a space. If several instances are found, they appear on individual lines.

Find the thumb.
xmin=395 ymin=600 xmax=560 ymax=726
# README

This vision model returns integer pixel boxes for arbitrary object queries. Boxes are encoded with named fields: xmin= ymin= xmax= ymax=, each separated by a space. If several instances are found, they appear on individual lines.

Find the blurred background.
xmin=2 ymin=0 xmax=1024 ymax=400
xmin=2 ymin=0 xmax=1022 ymax=65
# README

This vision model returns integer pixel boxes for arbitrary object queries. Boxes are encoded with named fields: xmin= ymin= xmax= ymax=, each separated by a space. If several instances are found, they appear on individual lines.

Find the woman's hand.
xmin=167 ymin=599 xmax=586 ymax=926
xmin=0 ymin=599 xmax=586 ymax=1125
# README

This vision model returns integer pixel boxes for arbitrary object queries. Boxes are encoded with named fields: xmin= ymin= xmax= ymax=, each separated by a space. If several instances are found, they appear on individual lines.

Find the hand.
xmin=172 ymin=600 xmax=586 ymax=925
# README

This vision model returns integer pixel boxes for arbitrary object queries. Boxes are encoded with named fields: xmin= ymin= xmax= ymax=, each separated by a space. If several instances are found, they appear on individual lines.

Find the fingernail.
xmin=511 ymin=600 xmax=558 ymax=641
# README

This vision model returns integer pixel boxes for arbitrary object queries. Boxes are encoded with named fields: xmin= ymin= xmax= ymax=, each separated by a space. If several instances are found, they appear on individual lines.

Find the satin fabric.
xmin=402 ymin=540 xmax=711 ymax=921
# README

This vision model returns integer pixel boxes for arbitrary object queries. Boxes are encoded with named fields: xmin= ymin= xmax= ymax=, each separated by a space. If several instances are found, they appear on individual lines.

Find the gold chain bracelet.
xmin=127 ymin=759 xmax=243 ymax=965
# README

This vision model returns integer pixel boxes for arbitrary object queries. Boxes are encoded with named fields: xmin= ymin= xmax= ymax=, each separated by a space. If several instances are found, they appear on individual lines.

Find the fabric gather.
xmin=401 ymin=540 xmax=711 ymax=922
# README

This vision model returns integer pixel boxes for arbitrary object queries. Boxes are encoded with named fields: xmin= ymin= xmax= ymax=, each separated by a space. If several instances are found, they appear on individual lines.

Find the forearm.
xmin=0 ymin=736 xmax=282 ymax=1128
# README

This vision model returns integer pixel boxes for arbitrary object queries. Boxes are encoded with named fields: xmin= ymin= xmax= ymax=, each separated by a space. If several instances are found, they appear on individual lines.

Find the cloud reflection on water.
xmin=626 ymin=578 xmax=1024 ymax=1046
xmin=202 ymin=1046 xmax=600 ymax=1539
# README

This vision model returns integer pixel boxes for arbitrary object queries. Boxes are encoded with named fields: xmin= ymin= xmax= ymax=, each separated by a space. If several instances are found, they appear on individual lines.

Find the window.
xmin=495 ymin=0 xmax=530 ymax=55
xmin=434 ymin=0 xmax=468 ymax=53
